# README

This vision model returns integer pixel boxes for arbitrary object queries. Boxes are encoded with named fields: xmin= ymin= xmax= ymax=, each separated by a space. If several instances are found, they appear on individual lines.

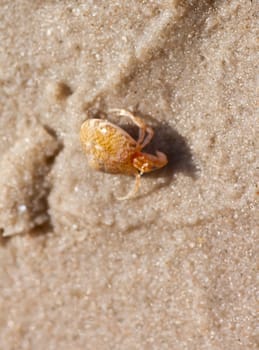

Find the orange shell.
xmin=80 ymin=119 xmax=140 ymax=175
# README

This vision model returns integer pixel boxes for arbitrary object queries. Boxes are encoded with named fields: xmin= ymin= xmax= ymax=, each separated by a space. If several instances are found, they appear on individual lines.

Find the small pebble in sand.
xmin=80 ymin=108 xmax=168 ymax=200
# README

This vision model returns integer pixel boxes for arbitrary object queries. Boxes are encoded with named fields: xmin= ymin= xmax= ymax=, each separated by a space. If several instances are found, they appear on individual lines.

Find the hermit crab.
xmin=80 ymin=109 xmax=168 ymax=200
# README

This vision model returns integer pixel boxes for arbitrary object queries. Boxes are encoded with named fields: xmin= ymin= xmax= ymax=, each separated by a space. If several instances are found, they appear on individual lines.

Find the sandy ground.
xmin=0 ymin=1 xmax=258 ymax=349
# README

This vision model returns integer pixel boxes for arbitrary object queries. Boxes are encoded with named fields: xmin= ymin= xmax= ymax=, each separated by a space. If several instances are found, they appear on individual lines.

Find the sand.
xmin=0 ymin=1 xmax=258 ymax=349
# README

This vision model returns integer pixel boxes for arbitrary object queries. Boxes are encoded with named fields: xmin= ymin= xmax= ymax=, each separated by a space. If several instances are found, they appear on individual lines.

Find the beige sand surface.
xmin=0 ymin=1 xmax=258 ymax=349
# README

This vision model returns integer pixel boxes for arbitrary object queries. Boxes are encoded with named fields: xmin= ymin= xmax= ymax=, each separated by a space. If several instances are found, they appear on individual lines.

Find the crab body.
xmin=80 ymin=109 xmax=168 ymax=199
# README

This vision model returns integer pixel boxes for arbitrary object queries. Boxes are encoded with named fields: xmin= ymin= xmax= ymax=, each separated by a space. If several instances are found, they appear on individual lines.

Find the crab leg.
xmin=108 ymin=108 xmax=152 ymax=147
xmin=117 ymin=173 xmax=141 ymax=201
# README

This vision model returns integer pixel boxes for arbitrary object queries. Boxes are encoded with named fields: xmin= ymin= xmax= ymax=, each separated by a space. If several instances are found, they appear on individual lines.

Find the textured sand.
xmin=0 ymin=1 xmax=258 ymax=349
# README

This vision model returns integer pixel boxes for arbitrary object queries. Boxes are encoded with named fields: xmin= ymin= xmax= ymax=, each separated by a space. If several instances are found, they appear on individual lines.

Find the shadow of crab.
xmin=119 ymin=119 xmax=198 ymax=198
xmin=148 ymin=123 xmax=198 ymax=178
xmin=121 ymin=120 xmax=198 ymax=175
